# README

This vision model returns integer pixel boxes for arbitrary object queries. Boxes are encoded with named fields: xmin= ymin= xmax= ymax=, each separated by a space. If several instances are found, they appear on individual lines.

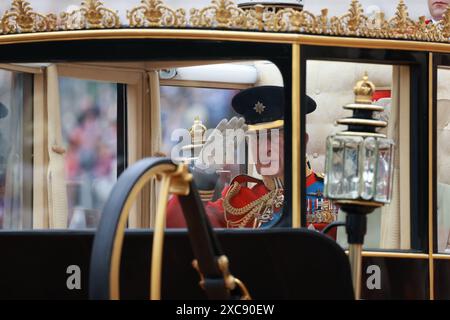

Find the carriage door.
xmin=0 ymin=63 xmax=154 ymax=230
xmin=53 ymin=63 xmax=160 ymax=230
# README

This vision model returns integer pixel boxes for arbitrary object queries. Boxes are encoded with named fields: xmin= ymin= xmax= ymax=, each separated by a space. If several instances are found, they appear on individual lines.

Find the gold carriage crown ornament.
xmin=180 ymin=116 xmax=208 ymax=162
xmin=189 ymin=116 xmax=208 ymax=146
xmin=353 ymin=72 xmax=376 ymax=104
xmin=1 ymin=0 xmax=450 ymax=43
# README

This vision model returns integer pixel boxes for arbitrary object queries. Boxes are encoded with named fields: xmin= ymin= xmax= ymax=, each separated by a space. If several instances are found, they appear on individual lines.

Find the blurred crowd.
xmin=59 ymin=78 xmax=117 ymax=225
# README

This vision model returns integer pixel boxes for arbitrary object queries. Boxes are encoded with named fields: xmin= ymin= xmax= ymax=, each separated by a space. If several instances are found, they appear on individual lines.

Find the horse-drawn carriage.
xmin=0 ymin=0 xmax=449 ymax=300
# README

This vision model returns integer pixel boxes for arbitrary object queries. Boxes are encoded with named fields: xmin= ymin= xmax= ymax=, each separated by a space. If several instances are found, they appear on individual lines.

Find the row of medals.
xmin=257 ymin=185 xmax=284 ymax=224
xmin=306 ymin=198 xmax=338 ymax=224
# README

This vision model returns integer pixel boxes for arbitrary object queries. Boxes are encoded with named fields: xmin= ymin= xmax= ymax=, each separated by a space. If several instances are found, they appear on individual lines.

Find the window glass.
xmin=306 ymin=60 xmax=410 ymax=250
xmin=160 ymin=86 xmax=240 ymax=156
xmin=163 ymin=62 xmax=287 ymax=229
xmin=437 ymin=67 xmax=450 ymax=254
xmin=59 ymin=77 xmax=118 ymax=229
xmin=0 ymin=69 xmax=33 ymax=230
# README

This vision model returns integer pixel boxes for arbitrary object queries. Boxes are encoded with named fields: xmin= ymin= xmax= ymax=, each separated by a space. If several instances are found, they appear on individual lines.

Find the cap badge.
xmin=254 ymin=101 xmax=266 ymax=114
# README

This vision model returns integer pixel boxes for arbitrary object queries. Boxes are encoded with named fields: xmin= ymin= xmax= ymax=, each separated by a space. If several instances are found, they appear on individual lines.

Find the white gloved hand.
xmin=195 ymin=117 xmax=247 ymax=173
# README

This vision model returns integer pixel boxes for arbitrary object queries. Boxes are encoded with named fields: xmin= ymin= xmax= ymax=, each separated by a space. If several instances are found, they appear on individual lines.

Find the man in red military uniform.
xmin=166 ymin=86 xmax=335 ymax=230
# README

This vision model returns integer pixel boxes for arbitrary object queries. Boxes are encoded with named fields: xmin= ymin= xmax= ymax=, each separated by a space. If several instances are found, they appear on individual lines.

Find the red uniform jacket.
xmin=167 ymin=174 xmax=336 ymax=239
xmin=166 ymin=175 xmax=277 ymax=228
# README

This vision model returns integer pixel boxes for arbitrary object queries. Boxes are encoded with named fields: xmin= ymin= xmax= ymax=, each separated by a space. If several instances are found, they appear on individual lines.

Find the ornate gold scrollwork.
xmin=1 ymin=0 xmax=450 ymax=44
xmin=436 ymin=7 xmax=450 ymax=40
xmin=245 ymin=4 xmax=273 ymax=31
xmin=387 ymin=0 xmax=416 ymax=39
xmin=330 ymin=0 xmax=367 ymax=36
xmin=127 ymin=0 xmax=186 ymax=28
xmin=274 ymin=8 xmax=319 ymax=33
xmin=1 ymin=0 xmax=57 ymax=34
xmin=60 ymin=0 xmax=120 ymax=30
xmin=190 ymin=0 xmax=249 ymax=29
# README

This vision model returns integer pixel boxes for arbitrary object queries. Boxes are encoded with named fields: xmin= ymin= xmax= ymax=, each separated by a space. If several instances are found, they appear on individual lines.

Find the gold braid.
xmin=223 ymin=181 xmax=276 ymax=216
xmin=223 ymin=179 xmax=284 ymax=228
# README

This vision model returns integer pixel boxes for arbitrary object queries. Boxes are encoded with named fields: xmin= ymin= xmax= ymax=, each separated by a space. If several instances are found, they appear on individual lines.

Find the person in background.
xmin=166 ymin=86 xmax=336 ymax=231
xmin=427 ymin=0 xmax=449 ymax=23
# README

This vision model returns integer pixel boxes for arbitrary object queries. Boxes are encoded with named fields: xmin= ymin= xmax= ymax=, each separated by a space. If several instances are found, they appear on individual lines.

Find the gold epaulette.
xmin=316 ymin=172 xmax=325 ymax=179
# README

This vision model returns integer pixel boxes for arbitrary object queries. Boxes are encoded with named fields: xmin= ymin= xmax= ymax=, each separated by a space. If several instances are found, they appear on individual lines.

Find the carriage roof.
xmin=0 ymin=0 xmax=448 ymax=53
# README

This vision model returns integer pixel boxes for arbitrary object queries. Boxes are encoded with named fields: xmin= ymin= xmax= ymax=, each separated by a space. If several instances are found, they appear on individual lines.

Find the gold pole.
xmin=428 ymin=52 xmax=434 ymax=300
xmin=292 ymin=43 xmax=301 ymax=228
xmin=348 ymin=243 xmax=363 ymax=300
xmin=150 ymin=173 xmax=172 ymax=300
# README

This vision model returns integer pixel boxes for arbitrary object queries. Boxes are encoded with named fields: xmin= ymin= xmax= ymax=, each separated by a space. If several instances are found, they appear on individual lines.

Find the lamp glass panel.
xmin=325 ymin=136 xmax=345 ymax=198
xmin=374 ymin=138 xmax=395 ymax=203
xmin=325 ymin=135 xmax=362 ymax=199
xmin=343 ymin=136 xmax=362 ymax=199
xmin=360 ymin=137 xmax=377 ymax=200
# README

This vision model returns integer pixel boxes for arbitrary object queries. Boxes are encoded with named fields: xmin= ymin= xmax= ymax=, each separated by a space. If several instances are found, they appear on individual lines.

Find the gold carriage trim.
xmin=127 ymin=0 xmax=186 ymax=28
xmin=59 ymin=0 xmax=120 ymax=30
xmin=1 ymin=0 xmax=57 ymax=34
xmin=1 ymin=0 xmax=450 ymax=44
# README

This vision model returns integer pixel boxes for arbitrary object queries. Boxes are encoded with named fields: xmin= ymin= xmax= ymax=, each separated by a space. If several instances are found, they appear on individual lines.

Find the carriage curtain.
xmin=3 ymin=73 xmax=25 ymax=229
xmin=2 ymin=68 xmax=35 ymax=230
xmin=124 ymin=69 xmax=163 ymax=228
xmin=379 ymin=65 xmax=411 ymax=249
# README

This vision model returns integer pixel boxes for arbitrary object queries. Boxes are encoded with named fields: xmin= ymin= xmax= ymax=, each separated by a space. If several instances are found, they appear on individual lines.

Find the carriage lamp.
xmin=324 ymin=73 xmax=394 ymax=299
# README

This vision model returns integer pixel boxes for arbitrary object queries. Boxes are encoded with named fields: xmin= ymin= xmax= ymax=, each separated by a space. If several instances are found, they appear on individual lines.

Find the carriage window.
xmin=0 ymin=70 xmax=33 ymax=230
xmin=437 ymin=67 xmax=450 ymax=254
xmin=0 ymin=60 xmax=286 ymax=231
xmin=160 ymin=86 xmax=240 ymax=156
xmin=163 ymin=61 xmax=286 ymax=229
xmin=59 ymin=77 xmax=118 ymax=229
xmin=306 ymin=60 xmax=411 ymax=250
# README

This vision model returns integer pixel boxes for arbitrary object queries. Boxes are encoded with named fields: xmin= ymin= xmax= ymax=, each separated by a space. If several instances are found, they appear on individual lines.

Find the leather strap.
xmin=178 ymin=178 xmax=231 ymax=299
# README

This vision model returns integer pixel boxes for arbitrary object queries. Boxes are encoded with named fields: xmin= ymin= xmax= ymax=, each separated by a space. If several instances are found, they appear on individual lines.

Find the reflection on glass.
xmin=59 ymin=77 xmax=117 ymax=228
xmin=375 ymin=138 xmax=395 ymax=203
xmin=343 ymin=137 xmax=361 ymax=199
xmin=326 ymin=136 xmax=345 ymax=198
xmin=307 ymin=60 xmax=409 ymax=250
xmin=0 ymin=70 xmax=33 ymax=230
xmin=325 ymin=136 xmax=362 ymax=199
xmin=361 ymin=137 xmax=377 ymax=200
xmin=437 ymin=68 xmax=450 ymax=253
xmin=164 ymin=84 xmax=286 ymax=229
xmin=160 ymin=86 xmax=240 ymax=156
